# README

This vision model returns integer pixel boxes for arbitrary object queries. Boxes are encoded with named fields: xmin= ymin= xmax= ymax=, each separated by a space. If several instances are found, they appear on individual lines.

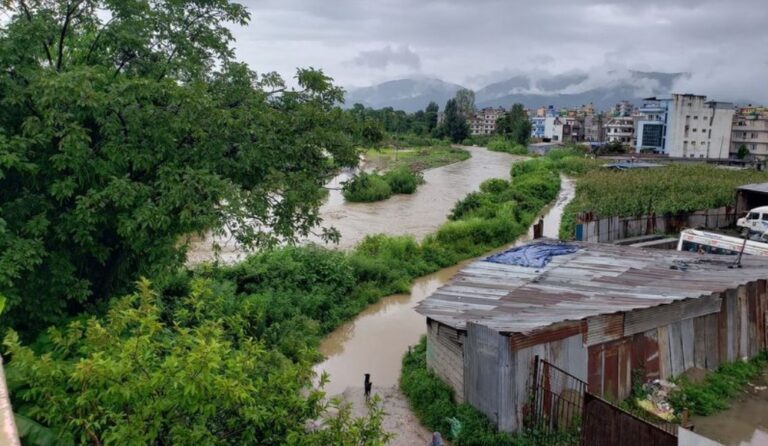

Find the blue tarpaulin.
xmin=485 ymin=243 xmax=580 ymax=268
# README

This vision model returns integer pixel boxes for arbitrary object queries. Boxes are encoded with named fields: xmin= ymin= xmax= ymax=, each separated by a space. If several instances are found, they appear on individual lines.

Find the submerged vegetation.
xmin=342 ymin=167 xmax=425 ymax=202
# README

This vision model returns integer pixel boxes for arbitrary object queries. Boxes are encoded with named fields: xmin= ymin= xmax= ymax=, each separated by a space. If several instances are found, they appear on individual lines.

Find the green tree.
xmin=0 ymin=0 xmax=358 ymax=331
xmin=4 ymin=279 xmax=390 ymax=445
xmin=737 ymin=144 xmax=751 ymax=160
xmin=496 ymin=103 xmax=532 ymax=146
xmin=437 ymin=99 xmax=469 ymax=143
xmin=454 ymin=88 xmax=475 ymax=118
xmin=425 ymin=101 xmax=439 ymax=132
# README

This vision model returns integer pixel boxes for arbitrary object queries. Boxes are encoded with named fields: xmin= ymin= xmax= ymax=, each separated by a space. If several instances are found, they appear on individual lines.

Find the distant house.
xmin=469 ymin=107 xmax=506 ymax=136
xmin=416 ymin=241 xmax=768 ymax=433
xmin=604 ymin=115 xmax=636 ymax=145
xmin=666 ymin=94 xmax=734 ymax=159
xmin=732 ymin=107 xmax=768 ymax=160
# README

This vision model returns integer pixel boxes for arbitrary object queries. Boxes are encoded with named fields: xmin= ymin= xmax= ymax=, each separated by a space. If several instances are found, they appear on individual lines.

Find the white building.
xmin=543 ymin=116 xmax=565 ymax=142
xmin=604 ymin=116 xmax=636 ymax=145
xmin=731 ymin=107 xmax=768 ymax=159
xmin=666 ymin=94 xmax=734 ymax=159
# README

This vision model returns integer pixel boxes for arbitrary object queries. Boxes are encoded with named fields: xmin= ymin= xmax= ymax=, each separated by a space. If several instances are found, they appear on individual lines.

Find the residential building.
xmin=583 ymin=114 xmax=604 ymax=142
xmin=563 ymin=117 xmax=584 ymax=142
xmin=731 ymin=107 xmax=768 ymax=159
xmin=469 ymin=107 xmax=505 ymax=136
xmin=611 ymin=100 xmax=634 ymax=117
xmin=635 ymin=97 xmax=671 ymax=154
xmin=531 ymin=106 xmax=557 ymax=140
xmin=604 ymin=115 xmax=635 ymax=145
xmin=666 ymin=94 xmax=734 ymax=159
xmin=416 ymin=241 xmax=768 ymax=432
xmin=543 ymin=116 xmax=565 ymax=142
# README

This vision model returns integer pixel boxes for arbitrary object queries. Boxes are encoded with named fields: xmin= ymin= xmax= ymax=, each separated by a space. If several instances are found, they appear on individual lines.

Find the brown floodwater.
xmin=314 ymin=176 xmax=576 ymax=396
xmin=186 ymin=146 xmax=525 ymax=264
xmin=691 ymin=371 xmax=768 ymax=446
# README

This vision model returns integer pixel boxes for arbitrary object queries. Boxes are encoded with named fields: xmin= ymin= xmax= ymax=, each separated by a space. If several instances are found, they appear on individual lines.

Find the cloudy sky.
xmin=231 ymin=0 xmax=768 ymax=103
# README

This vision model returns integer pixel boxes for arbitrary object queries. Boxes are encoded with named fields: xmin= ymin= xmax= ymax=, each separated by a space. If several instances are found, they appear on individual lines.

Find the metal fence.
xmin=528 ymin=356 xmax=587 ymax=443
xmin=574 ymin=209 xmax=736 ymax=243
xmin=581 ymin=392 xmax=678 ymax=446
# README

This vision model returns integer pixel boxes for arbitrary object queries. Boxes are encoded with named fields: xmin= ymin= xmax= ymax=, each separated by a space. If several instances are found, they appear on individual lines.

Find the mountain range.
xmin=344 ymin=71 xmax=689 ymax=112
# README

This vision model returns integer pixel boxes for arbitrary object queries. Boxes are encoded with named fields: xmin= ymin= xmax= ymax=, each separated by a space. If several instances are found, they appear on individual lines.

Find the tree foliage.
xmin=0 ymin=0 xmax=357 ymax=331
xmin=437 ymin=99 xmax=470 ymax=143
xmin=4 ymin=279 xmax=390 ymax=445
xmin=495 ymin=103 xmax=531 ymax=146
xmin=454 ymin=89 xmax=475 ymax=119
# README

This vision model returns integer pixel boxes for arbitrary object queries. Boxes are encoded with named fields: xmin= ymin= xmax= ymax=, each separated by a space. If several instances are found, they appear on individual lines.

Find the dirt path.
xmin=341 ymin=386 xmax=437 ymax=446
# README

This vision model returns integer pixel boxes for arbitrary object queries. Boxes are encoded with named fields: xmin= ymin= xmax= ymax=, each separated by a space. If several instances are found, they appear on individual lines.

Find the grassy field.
xmin=363 ymin=145 xmax=471 ymax=172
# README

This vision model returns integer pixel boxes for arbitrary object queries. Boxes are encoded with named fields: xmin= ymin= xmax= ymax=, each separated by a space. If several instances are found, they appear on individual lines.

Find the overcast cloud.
xmin=231 ymin=0 xmax=768 ymax=103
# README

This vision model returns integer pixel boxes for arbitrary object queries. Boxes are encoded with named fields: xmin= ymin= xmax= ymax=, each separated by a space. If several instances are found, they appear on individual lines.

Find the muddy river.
xmin=314 ymin=176 xmax=576 ymax=396
xmin=187 ymin=146 xmax=525 ymax=264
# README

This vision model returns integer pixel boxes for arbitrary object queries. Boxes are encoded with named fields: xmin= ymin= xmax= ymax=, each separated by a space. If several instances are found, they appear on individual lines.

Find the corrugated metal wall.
xmin=587 ymin=280 xmax=768 ymax=401
xmin=431 ymin=280 xmax=768 ymax=432
xmin=426 ymin=319 xmax=465 ymax=402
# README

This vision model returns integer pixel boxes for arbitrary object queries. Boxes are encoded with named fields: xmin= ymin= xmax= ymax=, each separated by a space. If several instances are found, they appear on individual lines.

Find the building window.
xmin=694 ymin=116 xmax=698 ymax=120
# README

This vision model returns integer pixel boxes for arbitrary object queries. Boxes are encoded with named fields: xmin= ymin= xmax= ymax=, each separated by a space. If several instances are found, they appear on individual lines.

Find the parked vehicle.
xmin=737 ymin=206 xmax=768 ymax=239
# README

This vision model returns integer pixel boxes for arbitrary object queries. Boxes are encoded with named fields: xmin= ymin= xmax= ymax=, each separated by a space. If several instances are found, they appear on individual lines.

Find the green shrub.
xmin=668 ymin=352 xmax=768 ymax=416
xmin=487 ymin=137 xmax=528 ymax=155
xmin=383 ymin=166 xmax=424 ymax=194
xmin=342 ymin=171 xmax=393 ymax=202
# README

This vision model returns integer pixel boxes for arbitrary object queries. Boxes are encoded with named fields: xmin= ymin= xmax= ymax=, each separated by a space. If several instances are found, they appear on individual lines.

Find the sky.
xmin=230 ymin=0 xmax=768 ymax=103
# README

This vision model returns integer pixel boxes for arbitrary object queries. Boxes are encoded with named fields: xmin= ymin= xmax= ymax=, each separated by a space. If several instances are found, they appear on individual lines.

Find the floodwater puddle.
xmin=691 ymin=371 xmax=768 ymax=446
xmin=314 ymin=176 xmax=576 ymax=395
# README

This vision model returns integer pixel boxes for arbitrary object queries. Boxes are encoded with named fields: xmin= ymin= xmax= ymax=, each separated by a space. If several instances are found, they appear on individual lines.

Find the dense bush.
xmin=558 ymin=163 xmax=768 ymax=239
xmin=487 ymin=137 xmax=528 ymax=155
xmin=343 ymin=168 xmax=425 ymax=202
xmin=382 ymin=167 xmax=425 ymax=194
xmin=342 ymin=172 xmax=393 ymax=202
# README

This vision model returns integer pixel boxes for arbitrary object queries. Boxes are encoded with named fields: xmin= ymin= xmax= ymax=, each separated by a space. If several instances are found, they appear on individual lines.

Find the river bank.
xmin=187 ymin=145 xmax=524 ymax=263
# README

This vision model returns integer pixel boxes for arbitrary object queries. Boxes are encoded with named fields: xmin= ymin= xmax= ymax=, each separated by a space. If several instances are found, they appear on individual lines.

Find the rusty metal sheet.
xmin=705 ymin=313 xmax=721 ymax=370
xmin=681 ymin=318 xmax=695 ymax=371
xmin=668 ymin=321 xmax=684 ymax=377
xmin=657 ymin=326 xmax=671 ymax=379
xmin=748 ymin=282 xmax=759 ymax=358
xmin=588 ymin=344 xmax=603 ymax=395
xmin=508 ymin=320 xmax=583 ymax=352
xmin=630 ymin=330 xmax=660 ymax=381
xmin=603 ymin=343 xmax=620 ymax=401
xmin=617 ymin=340 xmax=632 ymax=401
xmin=694 ymin=316 xmax=708 ymax=369
xmin=586 ymin=314 xmax=625 ymax=346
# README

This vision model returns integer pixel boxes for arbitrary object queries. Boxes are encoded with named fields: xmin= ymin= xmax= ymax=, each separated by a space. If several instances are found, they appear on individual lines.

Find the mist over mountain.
xmin=344 ymin=78 xmax=463 ymax=112
xmin=344 ymin=71 xmax=690 ymax=112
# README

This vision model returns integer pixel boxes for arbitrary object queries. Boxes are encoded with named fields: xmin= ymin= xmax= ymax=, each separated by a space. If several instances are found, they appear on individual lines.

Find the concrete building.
xmin=469 ymin=107 xmax=505 ymax=136
xmin=583 ymin=114 xmax=605 ymax=143
xmin=666 ymin=94 xmax=734 ymax=159
xmin=635 ymin=97 xmax=671 ymax=154
xmin=543 ymin=116 xmax=565 ymax=142
xmin=416 ymin=241 xmax=768 ymax=433
xmin=611 ymin=100 xmax=635 ymax=117
xmin=563 ymin=117 xmax=584 ymax=142
xmin=731 ymin=108 xmax=768 ymax=159
xmin=604 ymin=115 xmax=635 ymax=145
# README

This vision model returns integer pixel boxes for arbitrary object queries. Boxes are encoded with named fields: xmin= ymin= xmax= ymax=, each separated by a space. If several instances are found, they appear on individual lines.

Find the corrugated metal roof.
xmin=416 ymin=240 xmax=768 ymax=334
xmin=737 ymin=182 xmax=768 ymax=194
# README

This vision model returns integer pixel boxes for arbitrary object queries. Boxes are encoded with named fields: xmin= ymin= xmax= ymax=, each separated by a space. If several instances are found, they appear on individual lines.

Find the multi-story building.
xmin=635 ymin=97 xmax=671 ymax=154
xmin=731 ymin=108 xmax=768 ymax=159
xmin=543 ymin=116 xmax=565 ymax=142
xmin=666 ymin=94 xmax=734 ymax=159
xmin=469 ymin=107 xmax=506 ymax=135
xmin=531 ymin=106 xmax=557 ymax=140
xmin=611 ymin=100 xmax=635 ymax=117
xmin=604 ymin=116 xmax=636 ymax=145
xmin=563 ymin=117 xmax=584 ymax=142
xmin=583 ymin=114 xmax=605 ymax=142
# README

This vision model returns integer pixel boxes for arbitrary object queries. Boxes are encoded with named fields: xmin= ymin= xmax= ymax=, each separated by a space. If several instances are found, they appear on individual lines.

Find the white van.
xmin=737 ymin=206 xmax=768 ymax=237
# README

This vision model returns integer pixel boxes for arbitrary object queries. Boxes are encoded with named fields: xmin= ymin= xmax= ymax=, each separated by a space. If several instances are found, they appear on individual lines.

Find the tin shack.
xmin=415 ymin=241 xmax=768 ymax=432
